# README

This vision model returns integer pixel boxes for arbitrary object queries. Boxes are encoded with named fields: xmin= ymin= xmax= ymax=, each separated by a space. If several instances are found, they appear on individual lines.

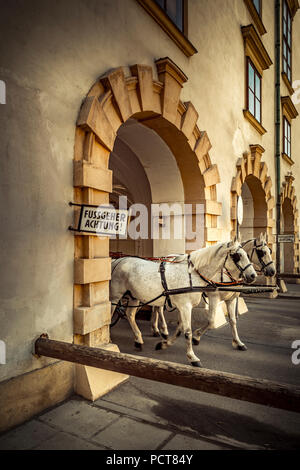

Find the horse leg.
xmin=111 ymin=298 xmax=118 ymax=316
xmin=180 ymin=304 xmax=202 ymax=367
xmin=192 ymin=294 xmax=219 ymax=345
xmin=158 ymin=307 xmax=169 ymax=339
xmin=155 ymin=318 xmax=182 ymax=350
xmin=151 ymin=307 xmax=160 ymax=337
xmin=227 ymin=297 xmax=247 ymax=351
xmin=125 ymin=301 xmax=144 ymax=351
xmin=156 ymin=305 xmax=202 ymax=367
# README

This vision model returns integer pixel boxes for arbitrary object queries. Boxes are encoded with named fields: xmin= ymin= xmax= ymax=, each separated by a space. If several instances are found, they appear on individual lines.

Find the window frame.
xmin=252 ymin=0 xmax=262 ymax=17
xmin=241 ymin=24 xmax=272 ymax=135
xmin=282 ymin=0 xmax=292 ymax=85
xmin=243 ymin=0 xmax=266 ymax=35
xmin=246 ymin=57 xmax=262 ymax=125
xmin=137 ymin=0 xmax=197 ymax=57
xmin=154 ymin=0 xmax=186 ymax=34
xmin=283 ymin=116 xmax=291 ymax=159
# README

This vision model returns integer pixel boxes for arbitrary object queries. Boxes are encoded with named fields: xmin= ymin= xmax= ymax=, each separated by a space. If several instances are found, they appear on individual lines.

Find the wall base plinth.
xmin=75 ymin=343 xmax=129 ymax=401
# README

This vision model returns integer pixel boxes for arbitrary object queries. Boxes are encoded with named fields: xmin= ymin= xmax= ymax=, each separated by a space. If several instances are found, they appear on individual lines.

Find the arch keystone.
xmin=250 ymin=144 xmax=265 ymax=177
xmin=130 ymin=64 xmax=155 ymax=112
xmin=155 ymin=57 xmax=188 ymax=124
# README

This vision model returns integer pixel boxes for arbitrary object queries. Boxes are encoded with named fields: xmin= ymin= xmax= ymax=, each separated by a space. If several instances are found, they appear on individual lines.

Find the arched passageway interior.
xmin=239 ymin=175 xmax=268 ymax=242
xmin=282 ymin=197 xmax=295 ymax=273
xmin=109 ymin=118 xmax=186 ymax=257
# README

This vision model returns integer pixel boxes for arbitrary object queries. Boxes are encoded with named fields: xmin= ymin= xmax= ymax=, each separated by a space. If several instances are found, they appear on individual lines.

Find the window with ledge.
xmin=154 ymin=0 xmax=184 ymax=32
xmin=252 ymin=0 xmax=261 ymax=16
xmin=241 ymin=25 xmax=272 ymax=135
xmin=247 ymin=58 xmax=262 ymax=124
xmin=281 ymin=95 xmax=298 ymax=165
xmin=283 ymin=117 xmax=291 ymax=159
xmin=243 ymin=0 xmax=266 ymax=35
xmin=137 ymin=0 xmax=197 ymax=57
xmin=282 ymin=0 xmax=292 ymax=84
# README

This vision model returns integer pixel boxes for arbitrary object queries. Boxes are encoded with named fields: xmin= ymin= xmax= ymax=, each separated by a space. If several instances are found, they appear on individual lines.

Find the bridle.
xmin=188 ymin=244 xmax=253 ymax=286
xmin=222 ymin=245 xmax=253 ymax=281
xmin=242 ymin=239 xmax=274 ymax=273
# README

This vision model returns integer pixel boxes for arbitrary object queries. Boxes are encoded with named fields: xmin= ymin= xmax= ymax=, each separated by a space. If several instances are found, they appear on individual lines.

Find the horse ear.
xmin=259 ymin=232 xmax=264 ymax=242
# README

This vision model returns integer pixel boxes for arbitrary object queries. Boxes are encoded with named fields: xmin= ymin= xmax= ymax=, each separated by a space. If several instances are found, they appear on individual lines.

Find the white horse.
xmin=191 ymin=232 xmax=275 ymax=350
xmin=152 ymin=233 xmax=275 ymax=352
xmin=110 ymin=239 xmax=257 ymax=367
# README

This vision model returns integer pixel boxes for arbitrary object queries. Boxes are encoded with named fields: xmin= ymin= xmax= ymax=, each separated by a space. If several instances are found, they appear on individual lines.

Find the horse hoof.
xmin=152 ymin=331 xmax=160 ymax=337
xmin=192 ymin=337 xmax=200 ymax=345
xmin=155 ymin=342 xmax=163 ymax=350
xmin=191 ymin=361 xmax=202 ymax=368
xmin=238 ymin=344 xmax=247 ymax=351
xmin=134 ymin=342 xmax=143 ymax=351
xmin=161 ymin=333 xmax=168 ymax=340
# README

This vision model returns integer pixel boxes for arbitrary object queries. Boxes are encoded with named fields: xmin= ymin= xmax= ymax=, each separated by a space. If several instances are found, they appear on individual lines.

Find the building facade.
xmin=0 ymin=0 xmax=299 ymax=432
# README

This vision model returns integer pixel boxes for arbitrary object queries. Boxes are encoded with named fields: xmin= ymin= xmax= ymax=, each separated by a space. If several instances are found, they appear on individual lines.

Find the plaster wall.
xmin=282 ymin=5 xmax=300 ymax=194
xmin=0 ymin=0 xmax=299 ymax=385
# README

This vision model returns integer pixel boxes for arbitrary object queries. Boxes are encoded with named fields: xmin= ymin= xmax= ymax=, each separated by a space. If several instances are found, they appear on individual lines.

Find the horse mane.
xmin=189 ymin=242 xmax=227 ymax=273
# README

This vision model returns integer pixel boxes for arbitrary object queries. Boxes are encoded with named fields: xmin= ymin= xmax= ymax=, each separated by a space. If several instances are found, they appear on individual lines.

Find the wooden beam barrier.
xmin=279 ymin=273 xmax=300 ymax=279
xmin=35 ymin=337 xmax=300 ymax=413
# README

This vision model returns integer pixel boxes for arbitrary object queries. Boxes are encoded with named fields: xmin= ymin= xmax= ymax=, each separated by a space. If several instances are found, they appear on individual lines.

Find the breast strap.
xmin=159 ymin=262 xmax=173 ymax=309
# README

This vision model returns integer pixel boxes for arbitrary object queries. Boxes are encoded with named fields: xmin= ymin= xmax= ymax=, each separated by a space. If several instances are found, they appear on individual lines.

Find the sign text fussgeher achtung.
xmin=78 ymin=206 xmax=128 ymax=236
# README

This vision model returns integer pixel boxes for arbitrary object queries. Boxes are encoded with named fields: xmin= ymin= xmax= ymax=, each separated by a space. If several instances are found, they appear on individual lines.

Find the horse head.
xmin=251 ymin=233 xmax=275 ymax=277
xmin=225 ymin=236 xmax=257 ymax=284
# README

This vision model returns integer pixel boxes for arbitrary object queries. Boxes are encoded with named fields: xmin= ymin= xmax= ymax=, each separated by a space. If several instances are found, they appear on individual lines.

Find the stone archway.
xmin=280 ymin=173 xmax=299 ymax=275
xmin=72 ymin=58 xmax=222 ymax=400
xmin=239 ymin=175 xmax=268 ymax=240
xmin=230 ymin=144 xmax=275 ymax=251
xmin=109 ymin=118 xmax=187 ymax=258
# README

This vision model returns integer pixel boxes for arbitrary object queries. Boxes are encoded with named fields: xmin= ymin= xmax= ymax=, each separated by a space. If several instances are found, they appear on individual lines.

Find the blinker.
xmin=231 ymin=252 xmax=241 ymax=263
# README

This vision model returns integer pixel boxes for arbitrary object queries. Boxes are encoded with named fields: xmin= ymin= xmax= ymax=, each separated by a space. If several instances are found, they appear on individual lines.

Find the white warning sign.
xmin=79 ymin=205 xmax=128 ymax=236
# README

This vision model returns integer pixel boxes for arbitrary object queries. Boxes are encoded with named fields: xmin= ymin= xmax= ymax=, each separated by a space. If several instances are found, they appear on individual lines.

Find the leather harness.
xmin=159 ymin=246 xmax=249 ymax=309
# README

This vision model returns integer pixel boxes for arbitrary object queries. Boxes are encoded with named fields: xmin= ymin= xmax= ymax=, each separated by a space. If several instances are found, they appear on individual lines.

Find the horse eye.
xmin=232 ymin=252 xmax=241 ymax=262
xmin=257 ymin=249 xmax=264 ymax=258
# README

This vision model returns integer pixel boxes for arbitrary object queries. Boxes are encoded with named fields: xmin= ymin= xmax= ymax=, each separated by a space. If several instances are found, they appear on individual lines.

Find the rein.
xmin=188 ymin=248 xmax=246 ymax=288
xmin=242 ymin=239 xmax=274 ymax=273
xmin=111 ymin=249 xmax=276 ymax=312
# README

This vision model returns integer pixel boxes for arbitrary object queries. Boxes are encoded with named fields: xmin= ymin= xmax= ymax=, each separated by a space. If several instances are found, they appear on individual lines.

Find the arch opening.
xmin=109 ymin=118 xmax=187 ymax=257
xmin=239 ymin=175 xmax=268 ymax=241
xmin=280 ymin=175 xmax=300 ymax=276
xmin=282 ymin=197 xmax=295 ymax=273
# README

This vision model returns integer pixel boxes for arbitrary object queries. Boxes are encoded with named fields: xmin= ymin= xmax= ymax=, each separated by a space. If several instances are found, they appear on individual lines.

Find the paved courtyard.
xmin=1 ymin=291 xmax=300 ymax=450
